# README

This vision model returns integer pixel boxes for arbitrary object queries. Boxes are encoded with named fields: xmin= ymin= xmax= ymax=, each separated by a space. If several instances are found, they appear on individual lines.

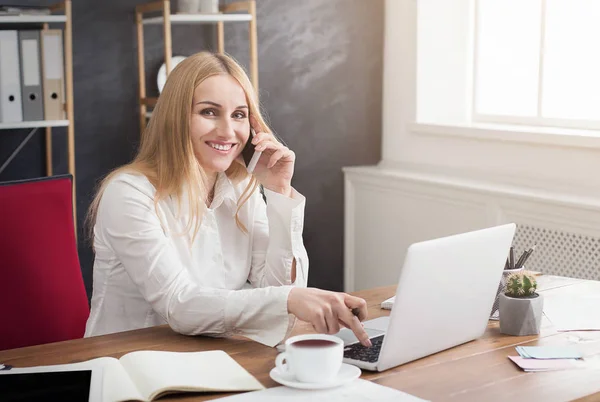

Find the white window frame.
xmin=471 ymin=0 xmax=600 ymax=131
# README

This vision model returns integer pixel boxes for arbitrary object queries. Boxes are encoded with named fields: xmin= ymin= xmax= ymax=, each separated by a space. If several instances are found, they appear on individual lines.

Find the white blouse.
xmin=84 ymin=171 xmax=309 ymax=347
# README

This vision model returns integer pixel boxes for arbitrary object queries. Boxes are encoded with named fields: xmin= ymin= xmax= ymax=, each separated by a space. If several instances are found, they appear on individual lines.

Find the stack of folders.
xmin=0 ymin=29 xmax=65 ymax=123
xmin=508 ymin=346 xmax=584 ymax=372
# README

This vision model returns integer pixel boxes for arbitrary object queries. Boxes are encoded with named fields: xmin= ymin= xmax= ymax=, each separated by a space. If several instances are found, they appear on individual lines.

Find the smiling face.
xmin=190 ymin=74 xmax=250 ymax=175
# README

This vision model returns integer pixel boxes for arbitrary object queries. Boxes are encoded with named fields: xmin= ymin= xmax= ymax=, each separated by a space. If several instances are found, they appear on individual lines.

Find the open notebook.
xmin=1 ymin=350 xmax=264 ymax=402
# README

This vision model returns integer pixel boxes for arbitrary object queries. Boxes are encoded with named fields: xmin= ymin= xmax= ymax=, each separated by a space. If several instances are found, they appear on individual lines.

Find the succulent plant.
xmin=504 ymin=271 xmax=538 ymax=298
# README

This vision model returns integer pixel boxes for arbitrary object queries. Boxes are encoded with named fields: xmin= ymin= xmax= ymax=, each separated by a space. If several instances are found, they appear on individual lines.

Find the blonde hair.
xmin=86 ymin=51 xmax=267 ymax=244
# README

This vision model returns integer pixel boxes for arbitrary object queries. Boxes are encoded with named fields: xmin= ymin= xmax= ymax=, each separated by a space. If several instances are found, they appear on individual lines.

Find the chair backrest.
xmin=0 ymin=175 xmax=89 ymax=351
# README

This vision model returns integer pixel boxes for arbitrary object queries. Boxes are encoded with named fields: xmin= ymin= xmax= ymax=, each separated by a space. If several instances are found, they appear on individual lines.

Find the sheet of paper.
xmin=508 ymin=356 xmax=581 ymax=372
xmin=543 ymin=296 xmax=600 ymax=331
xmin=516 ymin=346 xmax=582 ymax=359
xmin=211 ymin=379 xmax=428 ymax=402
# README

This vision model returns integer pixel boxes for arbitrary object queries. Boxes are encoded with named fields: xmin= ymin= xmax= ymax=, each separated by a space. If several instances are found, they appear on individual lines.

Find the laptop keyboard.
xmin=343 ymin=334 xmax=385 ymax=363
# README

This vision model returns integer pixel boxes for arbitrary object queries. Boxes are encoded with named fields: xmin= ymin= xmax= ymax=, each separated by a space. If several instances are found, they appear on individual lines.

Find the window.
xmin=474 ymin=0 xmax=600 ymax=130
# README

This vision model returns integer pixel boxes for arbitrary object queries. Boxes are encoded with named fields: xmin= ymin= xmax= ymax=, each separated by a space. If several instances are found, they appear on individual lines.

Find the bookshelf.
xmin=0 ymin=0 xmax=76 ymax=230
xmin=135 ymin=0 xmax=258 ymax=137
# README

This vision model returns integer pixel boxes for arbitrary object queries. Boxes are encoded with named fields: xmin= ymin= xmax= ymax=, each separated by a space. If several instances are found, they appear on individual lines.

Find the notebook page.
xmin=87 ymin=357 xmax=145 ymax=402
xmin=119 ymin=350 xmax=264 ymax=401
xmin=62 ymin=357 xmax=145 ymax=402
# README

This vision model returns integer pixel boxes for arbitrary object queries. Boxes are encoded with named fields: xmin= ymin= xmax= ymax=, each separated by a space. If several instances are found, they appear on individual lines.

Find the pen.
xmin=516 ymin=251 xmax=529 ymax=268
xmin=515 ymin=251 xmax=526 ymax=268
xmin=509 ymin=246 xmax=515 ymax=269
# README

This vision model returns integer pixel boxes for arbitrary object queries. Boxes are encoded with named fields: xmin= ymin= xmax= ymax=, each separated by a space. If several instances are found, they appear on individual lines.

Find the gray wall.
xmin=0 ymin=0 xmax=383 ymax=296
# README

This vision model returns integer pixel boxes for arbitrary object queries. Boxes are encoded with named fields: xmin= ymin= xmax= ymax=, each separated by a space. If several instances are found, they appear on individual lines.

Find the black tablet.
xmin=0 ymin=366 xmax=103 ymax=402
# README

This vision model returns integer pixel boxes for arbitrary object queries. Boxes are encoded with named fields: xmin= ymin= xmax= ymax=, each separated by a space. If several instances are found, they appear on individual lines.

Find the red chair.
xmin=0 ymin=174 xmax=89 ymax=351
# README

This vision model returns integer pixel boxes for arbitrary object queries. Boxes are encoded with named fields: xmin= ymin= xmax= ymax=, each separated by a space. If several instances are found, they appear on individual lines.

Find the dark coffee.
xmin=291 ymin=339 xmax=338 ymax=348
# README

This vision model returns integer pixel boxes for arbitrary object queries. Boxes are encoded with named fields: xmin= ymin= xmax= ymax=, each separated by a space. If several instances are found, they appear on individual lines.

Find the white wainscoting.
xmin=343 ymin=166 xmax=600 ymax=292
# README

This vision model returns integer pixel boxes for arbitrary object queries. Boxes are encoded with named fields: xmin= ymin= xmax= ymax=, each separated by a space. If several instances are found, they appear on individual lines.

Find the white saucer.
xmin=269 ymin=363 xmax=361 ymax=390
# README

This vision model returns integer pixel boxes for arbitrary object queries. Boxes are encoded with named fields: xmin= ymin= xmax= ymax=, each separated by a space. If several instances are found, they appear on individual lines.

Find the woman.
xmin=84 ymin=51 xmax=371 ymax=348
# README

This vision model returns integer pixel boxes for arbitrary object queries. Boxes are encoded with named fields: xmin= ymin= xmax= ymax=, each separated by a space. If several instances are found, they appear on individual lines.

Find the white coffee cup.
xmin=275 ymin=334 xmax=343 ymax=383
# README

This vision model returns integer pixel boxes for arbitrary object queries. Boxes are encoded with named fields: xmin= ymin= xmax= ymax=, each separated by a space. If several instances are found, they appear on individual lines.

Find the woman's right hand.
xmin=287 ymin=288 xmax=372 ymax=347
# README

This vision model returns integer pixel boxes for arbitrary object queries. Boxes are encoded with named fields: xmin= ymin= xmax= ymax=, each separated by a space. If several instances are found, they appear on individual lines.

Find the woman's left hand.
xmin=250 ymin=128 xmax=295 ymax=197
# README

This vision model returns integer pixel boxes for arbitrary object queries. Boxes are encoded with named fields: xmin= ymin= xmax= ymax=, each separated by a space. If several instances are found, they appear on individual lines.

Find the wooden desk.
xmin=1 ymin=276 xmax=599 ymax=401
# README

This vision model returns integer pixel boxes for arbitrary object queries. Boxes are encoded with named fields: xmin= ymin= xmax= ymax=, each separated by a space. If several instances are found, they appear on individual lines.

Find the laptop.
xmin=336 ymin=223 xmax=516 ymax=372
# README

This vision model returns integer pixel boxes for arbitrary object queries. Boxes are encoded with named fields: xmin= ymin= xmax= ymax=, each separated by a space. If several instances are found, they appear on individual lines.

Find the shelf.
xmin=143 ymin=13 xmax=252 ymax=25
xmin=0 ymin=120 xmax=69 ymax=129
xmin=0 ymin=15 xmax=67 ymax=24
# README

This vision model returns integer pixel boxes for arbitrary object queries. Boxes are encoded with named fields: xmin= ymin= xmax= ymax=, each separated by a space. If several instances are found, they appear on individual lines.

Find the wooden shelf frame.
xmin=135 ymin=0 xmax=258 ymax=137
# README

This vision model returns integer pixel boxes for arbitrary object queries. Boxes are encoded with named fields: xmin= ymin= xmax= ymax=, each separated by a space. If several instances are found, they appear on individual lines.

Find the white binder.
xmin=18 ymin=30 xmax=44 ymax=121
xmin=40 ymin=29 xmax=65 ymax=120
xmin=0 ymin=30 xmax=23 ymax=123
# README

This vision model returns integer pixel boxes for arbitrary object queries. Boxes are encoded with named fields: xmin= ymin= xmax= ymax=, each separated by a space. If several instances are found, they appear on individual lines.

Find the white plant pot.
xmin=198 ymin=0 xmax=220 ymax=13
xmin=489 ymin=267 xmax=524 ymax=319
xmin=176 ymin=0 xmax=200 ymax=13
xmin=499 ymin=292 xmax=544 ymax=336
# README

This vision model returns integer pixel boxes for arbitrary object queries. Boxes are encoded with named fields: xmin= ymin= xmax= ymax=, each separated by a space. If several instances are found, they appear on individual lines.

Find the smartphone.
xmin=241 ymin=127 xmax=262 ymax=173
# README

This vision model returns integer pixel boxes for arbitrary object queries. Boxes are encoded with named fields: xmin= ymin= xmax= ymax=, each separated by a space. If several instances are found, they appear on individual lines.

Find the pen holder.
xmin=489 ymin=266 xmax=524 ymax=320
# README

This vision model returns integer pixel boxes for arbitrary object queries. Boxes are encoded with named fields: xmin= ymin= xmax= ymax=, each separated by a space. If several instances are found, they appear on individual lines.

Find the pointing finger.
xmin=336 ymin=304 xmax=371 ymax=347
